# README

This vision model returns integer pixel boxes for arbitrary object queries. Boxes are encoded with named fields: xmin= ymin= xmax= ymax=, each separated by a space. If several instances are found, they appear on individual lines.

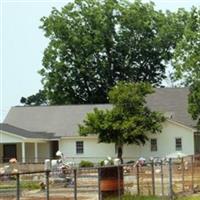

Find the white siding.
xmin=59 ymin=138 xmax=115 ymax=163
xmin=59 ymin=120 xmax=194 ymax=163
xmin=0 ymin=131 xmax=24 ymax=143
xmin=124 ymin=120 xmax=194 ymax=159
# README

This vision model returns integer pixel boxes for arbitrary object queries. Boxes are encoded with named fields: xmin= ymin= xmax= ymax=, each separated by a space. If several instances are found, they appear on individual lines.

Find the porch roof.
xmin=0 ymin=123 xmax=58 ymax=139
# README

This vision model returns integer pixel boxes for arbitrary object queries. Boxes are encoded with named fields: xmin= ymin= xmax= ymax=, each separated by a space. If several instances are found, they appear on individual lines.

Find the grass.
xmin=177 ymin=198 xmax=200 ymax=200
xmin=105 ymin=194 xmax=200 ymax=200
xmin=0 ymin=181 xmax=40 ymax=190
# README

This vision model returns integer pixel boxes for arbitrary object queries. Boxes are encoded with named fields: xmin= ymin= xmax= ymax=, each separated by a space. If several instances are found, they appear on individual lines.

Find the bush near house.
xmin=79 ymin=160 xmax=94 ymax=168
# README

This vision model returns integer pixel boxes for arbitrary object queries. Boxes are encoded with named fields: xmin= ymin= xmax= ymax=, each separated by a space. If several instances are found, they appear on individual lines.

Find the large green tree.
xmin=173 ymin=7 xmax=200 ymax=85
xmin=79 ymin=82 xmax=165 ymax=163
xmin=21 ymin=0 xmax=188 ymax=105
xmin=173 ymin=7 xmax=200 ymax=128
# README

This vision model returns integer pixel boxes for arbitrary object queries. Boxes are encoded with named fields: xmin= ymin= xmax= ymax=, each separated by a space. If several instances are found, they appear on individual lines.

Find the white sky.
xmin=1 ymin=0 xmax=200 ymax=122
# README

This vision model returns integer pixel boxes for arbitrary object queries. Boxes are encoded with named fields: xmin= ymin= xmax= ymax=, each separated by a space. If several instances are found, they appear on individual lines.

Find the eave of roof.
xmin=0 ymin=123 xmax=58 ymax=139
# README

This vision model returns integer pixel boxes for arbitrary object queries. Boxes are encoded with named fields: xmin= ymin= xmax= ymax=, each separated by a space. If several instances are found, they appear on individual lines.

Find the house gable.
xmin=0 ymin=130 xmax=25 ymax=143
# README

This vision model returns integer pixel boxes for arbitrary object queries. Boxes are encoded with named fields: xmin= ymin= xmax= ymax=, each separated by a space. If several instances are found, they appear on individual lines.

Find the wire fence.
xmin=0 ymin=155 xmax=200 ymax=200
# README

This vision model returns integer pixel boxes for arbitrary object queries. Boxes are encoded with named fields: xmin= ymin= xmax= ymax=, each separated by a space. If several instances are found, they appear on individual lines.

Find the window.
xmin=150 ymin=139 xmax=157 ymax=151
xmin=175 ymin=138 xmax=182 ymax=151
xmin=76 ymin=141 xmax=84 ymax=154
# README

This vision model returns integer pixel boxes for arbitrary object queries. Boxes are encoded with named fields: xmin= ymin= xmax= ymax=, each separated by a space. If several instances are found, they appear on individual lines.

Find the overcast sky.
xmin=1 ymin=0 xmax=200 ymax=122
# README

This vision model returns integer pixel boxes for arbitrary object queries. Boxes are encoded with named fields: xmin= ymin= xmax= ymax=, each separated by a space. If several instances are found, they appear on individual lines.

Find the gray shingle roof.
xmin=3 ymin=88 xmax=196 ymax=138
xmin=147 ymin=88 xmax=196 ymax=128
xmin=4 ymin=104 xmax=112 ymax=137
xmin=0 ymin=123 xmax=57 ymax=139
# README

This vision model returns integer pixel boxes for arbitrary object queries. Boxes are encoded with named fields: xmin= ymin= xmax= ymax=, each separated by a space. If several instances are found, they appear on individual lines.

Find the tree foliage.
xmin=188 ymin=81 xmax=200 ymax=129
xmin=173 ymin=7 xmax=200 ymax=129
xmin=173 ymin=7 xmax=200 ymax=85
xmin=20 ymin=90 xmax=47 ymax=106
xmin=79 ymin=82 xmax=165 ymax=162
xmin=21 ymin=0 xmax=188 ymax=105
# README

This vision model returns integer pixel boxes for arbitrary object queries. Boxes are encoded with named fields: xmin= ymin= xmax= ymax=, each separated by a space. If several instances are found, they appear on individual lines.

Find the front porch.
xmin=0 ymin=124 xmax=59 ymax=163
xmin=0 ymin=142 xmax=51 ymax=163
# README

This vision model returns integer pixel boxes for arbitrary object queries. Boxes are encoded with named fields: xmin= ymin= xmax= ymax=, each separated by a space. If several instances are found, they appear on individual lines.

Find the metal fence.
xmin=0 ymin=155 xmax=200 ymax=200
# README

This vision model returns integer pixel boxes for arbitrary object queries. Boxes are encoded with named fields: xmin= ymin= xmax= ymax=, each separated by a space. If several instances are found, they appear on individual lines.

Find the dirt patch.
xmin=21 ymin=197 xmax=90 ymax=200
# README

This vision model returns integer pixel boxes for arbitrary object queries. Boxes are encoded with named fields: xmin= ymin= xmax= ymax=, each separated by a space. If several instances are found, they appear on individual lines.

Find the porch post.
xmin=34 ymin=142 xmax=38 ymax=163
xmin=22 ymin=142 xmax=25 ymax=163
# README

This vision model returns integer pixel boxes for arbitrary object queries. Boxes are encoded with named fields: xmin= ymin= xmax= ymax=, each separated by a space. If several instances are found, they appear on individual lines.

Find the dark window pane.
xmin=175 ymin=138 xmax=182 ymax=151
xmin=76 ymin=141 xmax=84 ymax=154
xmin=151 ymin=139 xmax=157 ymax=152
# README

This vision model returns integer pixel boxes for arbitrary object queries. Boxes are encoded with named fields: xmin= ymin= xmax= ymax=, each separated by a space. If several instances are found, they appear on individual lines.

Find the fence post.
xmin=136 ymin=164 xmax=140 ymax=195
xmin=45 ymin=170 xmax=50 ymax=200
xmin=16 ymin=173 xmax=20 ymax=200
xmin=151 ymin=160 xmax=155 ymax=196
xmin=160 ymin=160 xmax=164 ymax=196
xmin=98 ymin=167 xmax=102 ymax=200
xmin=191 ymin=155 xmax=194 ymax=192
xmin=74 ymin=168 xmax=77 ymax=200
xmin=169 ymin=158 xmax=173 ymax=200
xmin=181 ymin=157 xmax=185 ymax=192
xmin=117 ymin=165 xmax=121 ymax=200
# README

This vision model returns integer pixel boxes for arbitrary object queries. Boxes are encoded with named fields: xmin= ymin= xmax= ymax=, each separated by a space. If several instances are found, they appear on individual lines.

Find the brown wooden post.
xmin=117 ymin=165 xmax=121 ymax=200
xmin=181 ymin=157 xmax=185 ymax=192
xmin=136 ymin=164 xmax=140 ymax=195
xmin=16 ymin=173 xmax=20 ymax=200
xmin=151 ymin=160 xmax=155 ymax=195
xmin=169 ymin=158 xmax=173 ymax=200
xmin=191 ymin=155 xmax=194 ymax=192
xmin=74 ymin=168 xmax=77 ymax=200
xmin=46 ymin=170 xmax=50 ymax=200
xmin=160 ymin=160 xmax=164 ymax=196
xmin=98 ymin=168 xmax=102 ymax=200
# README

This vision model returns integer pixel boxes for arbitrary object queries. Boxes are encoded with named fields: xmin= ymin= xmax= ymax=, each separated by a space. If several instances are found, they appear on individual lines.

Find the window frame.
xmin=150 ymin=138 xmax=157 ymax=152
xmin=76 ymin=141 xmax=84 ymax=154
xmin=175 ymin=137 xmax=182 ymax=151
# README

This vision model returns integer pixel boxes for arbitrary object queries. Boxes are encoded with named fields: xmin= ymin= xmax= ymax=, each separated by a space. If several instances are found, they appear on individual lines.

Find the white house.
xmin=1 ymin=88 xmax=200 ymax=163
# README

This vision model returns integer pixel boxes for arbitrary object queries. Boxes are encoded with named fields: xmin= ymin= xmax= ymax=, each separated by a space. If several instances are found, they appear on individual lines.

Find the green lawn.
xmin=0 ymin=181 xmax=40 ymax=190
xmin=106 ymin=195 xmax=200 ymax=200
xmin=177 ymin=198 xmax=200 ymax=200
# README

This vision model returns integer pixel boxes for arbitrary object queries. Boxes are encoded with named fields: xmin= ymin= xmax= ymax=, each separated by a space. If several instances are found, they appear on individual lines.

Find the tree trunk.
xmin=117 ymin=145 xmax=123 ymax=164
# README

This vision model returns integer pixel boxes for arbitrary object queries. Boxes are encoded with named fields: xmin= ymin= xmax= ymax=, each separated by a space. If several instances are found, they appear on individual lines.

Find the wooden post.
xmin=161 ymin=160 xmax=164 ymax=196
xmin=151 ymin=160 xmax=155 ymax=195
xmin=169 ymin=158 xmax=173 ymax=200
xmin=16 ymin=173 xmax=20 ymax=200
xmin=191 ymin=155 xmax=194 ymax=192
xmin=98 ymin=168 xmax=102 ymax=200
xmin=46 ymin=170 xmax=50 ymax=200
xmin=117 ymin=166 xmax=121 ymax=200
xmin=136 ymin=164 xmax=140 ymax=195
xmin=181 ymin=157 xmax=185 ymax=192
xmin=74 ymin=168 xmax=77 ymax=200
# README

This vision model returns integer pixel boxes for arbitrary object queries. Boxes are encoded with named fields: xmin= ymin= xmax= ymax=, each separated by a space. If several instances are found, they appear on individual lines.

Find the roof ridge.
xmin=14 ymin=103 xmax=110 ymax=108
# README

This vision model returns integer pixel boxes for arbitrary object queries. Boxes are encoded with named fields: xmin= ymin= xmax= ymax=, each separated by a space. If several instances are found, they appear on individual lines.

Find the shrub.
xmin=79 ymin=160 xmax=94 ymax=168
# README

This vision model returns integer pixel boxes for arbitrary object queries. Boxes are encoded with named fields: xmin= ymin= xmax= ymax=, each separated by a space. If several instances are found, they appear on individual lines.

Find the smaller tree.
xmin=79 ymin=82 xmax=165 ymax=163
